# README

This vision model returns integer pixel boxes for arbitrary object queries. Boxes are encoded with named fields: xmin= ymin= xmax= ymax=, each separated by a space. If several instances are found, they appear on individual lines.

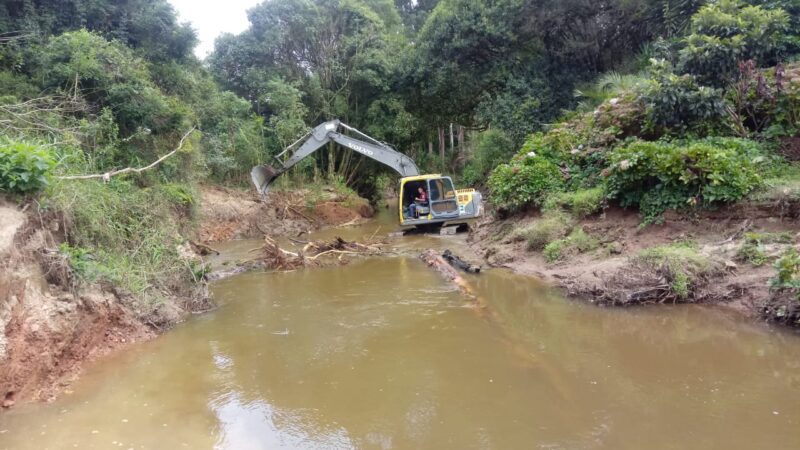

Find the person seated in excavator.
xmin=409 ymin=186 xmax=428 ymax=218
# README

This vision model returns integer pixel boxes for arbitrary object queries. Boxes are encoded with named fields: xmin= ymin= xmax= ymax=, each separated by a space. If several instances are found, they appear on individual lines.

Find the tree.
xmin=678 ymin=0 xmax=791 ymax=85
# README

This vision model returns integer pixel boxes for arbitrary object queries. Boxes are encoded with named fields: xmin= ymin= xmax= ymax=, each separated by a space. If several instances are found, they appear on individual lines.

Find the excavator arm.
xmin=251 ymin=120 xmax=419 ymax=195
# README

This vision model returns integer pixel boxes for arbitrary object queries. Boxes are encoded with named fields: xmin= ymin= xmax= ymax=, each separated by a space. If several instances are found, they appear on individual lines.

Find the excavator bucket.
xmin=250 ymin=165 xmax=282 ymax=195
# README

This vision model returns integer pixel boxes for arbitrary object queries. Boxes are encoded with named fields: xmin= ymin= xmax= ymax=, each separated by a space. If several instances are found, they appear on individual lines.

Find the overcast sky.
xmin=169 ymin=0 xmax=262 ymax=58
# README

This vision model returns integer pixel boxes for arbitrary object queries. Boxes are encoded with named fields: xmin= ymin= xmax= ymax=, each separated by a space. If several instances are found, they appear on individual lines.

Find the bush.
xmin=511 ymin=211 xmax=573 ymax=251
xmin=604 ymin=137 xmax=766 ymax=223
xmin=488 ymin=155 xmax=564 ymax=211
xmin=677 ymin=0 xmax=792 ymax=86
xmin=770 ymin=248 xmax=800 ymax=295
xmin=639 ymin=60 xmax=726 ymax=135
xmin=0 ymin=138 xmax=56 ymax=193
xmin=727 ymin=61 xmax=800 ymax=138
xmin=543 ymin=227 xmax=599 ymax=262
xmin=634 ymin=243 xmax=716 ymax=299
xmin=543 ymin=187 xmax=605 ymax=218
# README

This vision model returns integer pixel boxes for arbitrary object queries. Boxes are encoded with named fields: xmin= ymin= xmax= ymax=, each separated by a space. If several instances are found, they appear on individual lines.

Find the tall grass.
xmin=44 ymin=178 xmax=198 ymax=310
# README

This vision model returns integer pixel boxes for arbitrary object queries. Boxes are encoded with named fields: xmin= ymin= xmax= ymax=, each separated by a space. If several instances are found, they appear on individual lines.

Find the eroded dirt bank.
xmin=469 ymin=197 xmax=800 ymax=327
xmin=0 ymin=186 xmax=374 ymax=406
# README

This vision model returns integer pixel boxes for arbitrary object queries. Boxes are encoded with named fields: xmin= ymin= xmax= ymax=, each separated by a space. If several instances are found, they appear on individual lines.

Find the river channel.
xmin=1 ymin=209 xmax=799 ymax=449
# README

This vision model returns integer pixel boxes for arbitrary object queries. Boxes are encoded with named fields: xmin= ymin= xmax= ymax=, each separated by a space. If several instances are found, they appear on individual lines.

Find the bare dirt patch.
xmin=0 ymin=205 xmax=156 ymax=405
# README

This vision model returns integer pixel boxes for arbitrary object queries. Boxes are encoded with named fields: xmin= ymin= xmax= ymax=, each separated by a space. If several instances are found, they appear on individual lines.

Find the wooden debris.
xmin=208 ymin=235 xmax=387 ymax=278
xmin=442 ymin=249 xmax=481 ymax=273
xmin=190 ymin=240 xmax=219 ymax=256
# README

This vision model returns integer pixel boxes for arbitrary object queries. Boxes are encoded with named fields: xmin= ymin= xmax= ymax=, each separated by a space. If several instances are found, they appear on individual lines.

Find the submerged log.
xmin=442 ymin=249 xmax=481 ymax=273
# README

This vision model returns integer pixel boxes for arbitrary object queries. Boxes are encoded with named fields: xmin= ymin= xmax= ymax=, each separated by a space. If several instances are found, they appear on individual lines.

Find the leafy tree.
xmin=34 ymin=30 xmax=189 ymax=136
xmin=678 ymin=0 xmax=792 ymax=85
xmin=0 ymin=0 xmax=197 ymax=63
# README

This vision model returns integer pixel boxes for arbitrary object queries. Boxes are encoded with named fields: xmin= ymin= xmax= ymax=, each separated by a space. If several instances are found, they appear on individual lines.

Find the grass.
xmin=633 ymin=242 xmax=716 ymax=299
xmin=542 ymin=227 xmax=599 ymax=262
xmin=44 ymin=178 xmax=199 ymax=313
xmin=747 ymin=162 xmax=800 ymax=202
xmin=736 ymin=231 xmax=794 ymax=266
xmin=543 ymin=187 xmax=605 ymax=218
xmin=511 ymin=211 xmax=573 ymax=250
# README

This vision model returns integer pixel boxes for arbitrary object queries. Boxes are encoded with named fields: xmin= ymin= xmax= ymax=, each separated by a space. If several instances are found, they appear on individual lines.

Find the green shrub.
xmin=159 ymin=183 xmax=196 ymax=208
xmin=512 ymin=211 xmax=573 ymax=251
xmin=634 ymin=243 xmax=716 ymax=299
xmin=604 ymin=137 xmax=766 ymax=223
xmin=0 ymin=138 xmax=56 ymax=193
xmin=543 ymin=187 xmax=605 ymax=218
xmin=677 ymin=0 xmax=792 ymax=86
xmin=770 ymin=249 xmax=800 ymax=295
xmin=488 ymin=155 xmax=564 ymax=211
xmin=543 ymin=227 xmax=599 ymax=262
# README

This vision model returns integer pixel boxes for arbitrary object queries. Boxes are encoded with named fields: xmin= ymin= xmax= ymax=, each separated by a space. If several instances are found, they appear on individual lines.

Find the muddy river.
xmin=2 ymin=209 xmax=800 ymax=449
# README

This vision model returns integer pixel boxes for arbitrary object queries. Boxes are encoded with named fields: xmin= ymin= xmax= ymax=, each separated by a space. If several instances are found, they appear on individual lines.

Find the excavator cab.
xmin=252 ymin=120 xmax=482 ymax=229
xmin=398 ymin=175 xmax=482 ymax=229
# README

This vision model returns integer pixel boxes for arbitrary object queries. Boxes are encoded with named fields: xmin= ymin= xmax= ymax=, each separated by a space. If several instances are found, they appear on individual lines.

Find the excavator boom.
xmin=251 ymin=120 xmax=419 ymax=195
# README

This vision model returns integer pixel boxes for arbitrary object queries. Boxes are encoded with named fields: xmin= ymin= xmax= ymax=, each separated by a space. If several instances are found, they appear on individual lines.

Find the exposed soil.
xmin=0 ymin=186 xmax=374 ymax=407
xmin=198 ymin=185 xmax=373 ymax=242
xmin=470 ymin=199 xmax=800 ymax=326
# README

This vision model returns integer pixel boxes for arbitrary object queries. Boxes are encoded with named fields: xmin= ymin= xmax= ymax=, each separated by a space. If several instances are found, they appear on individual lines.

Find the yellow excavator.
xmin=251 ymin=120 xmax=483 ymax=229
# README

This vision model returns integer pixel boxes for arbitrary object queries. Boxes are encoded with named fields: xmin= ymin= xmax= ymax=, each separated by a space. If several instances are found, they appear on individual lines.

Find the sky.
xmin=168 ymin=0 xmax=262 ymax=58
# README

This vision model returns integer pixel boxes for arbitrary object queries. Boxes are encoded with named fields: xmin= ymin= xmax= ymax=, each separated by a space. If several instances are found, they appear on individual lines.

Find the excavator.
xmin=251 ymin=120 xmax=483 ymax=229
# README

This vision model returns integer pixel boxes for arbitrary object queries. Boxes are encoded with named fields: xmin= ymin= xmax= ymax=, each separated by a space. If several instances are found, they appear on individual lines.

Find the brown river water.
xmin=1 ymin=208 xmax=800 ymax=449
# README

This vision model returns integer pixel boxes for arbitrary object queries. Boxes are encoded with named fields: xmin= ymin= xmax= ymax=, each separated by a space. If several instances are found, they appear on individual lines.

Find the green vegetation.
xmin=48 ymin=179 xmax=198 ymax=311
xmin=543 ymin=228 xmax=600 ymax=263
xmin=543 ymin=187 xmax=605 ymax=218
xmin=0 ymin=138 xmax=55 ymax=193
xmin=605 ymin=138 xmax=767 ymax=223
xmin=512 ymin=212 xmax=572 ymax=251
xmin=488 ymin=156 xmax=564 ymax=212
xmin=634 ymin=243 xmax=716 ymax=299
xmin=770 ymin=249 xmax=800 ymax=299
xmin=737 ymin=232 xmax=794 ymax=266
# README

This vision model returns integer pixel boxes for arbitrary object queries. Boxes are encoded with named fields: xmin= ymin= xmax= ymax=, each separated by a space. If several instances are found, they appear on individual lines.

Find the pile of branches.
xmin=250 ymin=235 xmax=385 ymax=271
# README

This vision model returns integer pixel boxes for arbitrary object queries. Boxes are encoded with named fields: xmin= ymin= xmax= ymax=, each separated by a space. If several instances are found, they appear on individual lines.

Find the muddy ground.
xmin=469 ymin=198 xmax=800 ymax=326
xmin=0 ymin=186 xmax=374 ymax=406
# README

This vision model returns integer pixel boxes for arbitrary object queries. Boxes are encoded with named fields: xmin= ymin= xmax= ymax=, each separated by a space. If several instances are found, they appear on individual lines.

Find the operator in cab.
xmin=410 ymin=186 xmax=428 ymax=218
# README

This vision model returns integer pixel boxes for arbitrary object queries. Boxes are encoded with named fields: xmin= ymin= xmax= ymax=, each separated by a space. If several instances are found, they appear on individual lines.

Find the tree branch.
xmin=57 ymin=127 xmax=196 ymax=181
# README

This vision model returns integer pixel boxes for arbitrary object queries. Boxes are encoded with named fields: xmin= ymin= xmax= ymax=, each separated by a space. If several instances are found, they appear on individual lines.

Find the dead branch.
xmin=57 ymin=127 xmax=196 ymax=181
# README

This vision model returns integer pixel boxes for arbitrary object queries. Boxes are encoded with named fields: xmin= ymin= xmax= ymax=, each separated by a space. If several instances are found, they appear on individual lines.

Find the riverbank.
xmin=469 ymin=185 xmax=800 ymax=327
xmin=0 ymin=184 xmax=373 ymax=406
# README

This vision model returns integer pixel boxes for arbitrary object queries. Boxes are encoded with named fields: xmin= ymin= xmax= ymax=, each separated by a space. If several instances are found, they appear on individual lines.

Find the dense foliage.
xmin=0 ymin=138 xmax=54 ymax=193
xmin=488 ymin=156 xmax=564 ymax=212
xmin=605 ymin=138 xmax=766 ymax=222
xmin=1 ymin=0 xmax=799 ymax=214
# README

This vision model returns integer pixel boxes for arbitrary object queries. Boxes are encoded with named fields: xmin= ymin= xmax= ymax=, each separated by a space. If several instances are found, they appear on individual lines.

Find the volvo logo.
xmin=346 ymin=142 xmax=374 ymax=156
